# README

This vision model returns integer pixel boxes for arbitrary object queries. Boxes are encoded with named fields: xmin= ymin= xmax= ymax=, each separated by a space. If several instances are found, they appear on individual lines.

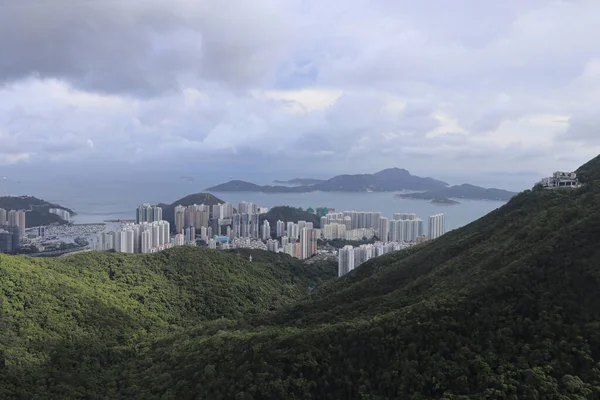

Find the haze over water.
xmin=0 ymin=177 xmax=506 ymax=231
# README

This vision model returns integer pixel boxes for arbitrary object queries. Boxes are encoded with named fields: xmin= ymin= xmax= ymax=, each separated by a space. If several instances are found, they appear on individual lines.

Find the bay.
xmin=0 ymin=178 xmax=506 ymax=230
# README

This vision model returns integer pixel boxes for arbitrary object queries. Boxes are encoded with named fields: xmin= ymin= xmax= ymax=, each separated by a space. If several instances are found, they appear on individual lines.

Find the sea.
xmin=0 ymin=178 xmax=506 ymax=231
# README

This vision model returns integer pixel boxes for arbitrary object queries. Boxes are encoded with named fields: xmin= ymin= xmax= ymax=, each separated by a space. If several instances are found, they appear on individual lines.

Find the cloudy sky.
xmin=1 ymin=0 xmax=600 ymax=189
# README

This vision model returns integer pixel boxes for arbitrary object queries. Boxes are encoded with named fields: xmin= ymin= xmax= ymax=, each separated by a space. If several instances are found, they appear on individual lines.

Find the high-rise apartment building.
xmin=99 ymin=220 xmax=171 ymax=254
xmin=8 ymin=210 xmax=26 ymax=238
xmin=338 ymin=245 xmax=355 ymax=277
xmin=174 ymin=205 xmax=185 ymax=233
xmin=267 ymin=238 xmax=279 ymax=252
xmin=136 ymin=204 xmax=162 ymax=224
xmin=49 ymin=208 xmax=71 ymax=221
xmin=276 ymin=220 xmax=284 ymax=237
xmin=299 ymin=227 xmax=317 ymax=260
xmin=212 ymin=203 xmax=234 ymax=220
xmin=428 ymin=213 xmax=446 ymax=240
xmin=389 ymin=216 xmax=423 ymax=242
xmin=262 ymin=220 xmax=270 ymax=240
xmin=0 ymin=208 xmax=6 ymax=225
xmin=0 ymin=227 xmax=20 ymax=254
xmin=238 ymin=202 xmax=256 ymax=214
xmin=184 ymin=226 xmax=196 ymax=244
xmin=174 ymin=234 xmax=185 ymax=246
xmin=378 ymin=216 xmax=389 ymax=241
xmin=393 ymin=213 xmax=417 ymax=221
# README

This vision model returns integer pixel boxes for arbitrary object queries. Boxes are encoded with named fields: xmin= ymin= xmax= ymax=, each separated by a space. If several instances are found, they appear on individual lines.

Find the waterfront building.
xmin=389 ymin=217 xmax=423 ymax=242
xmin=428 ymin=213 xmax=446 ymax=240
xmin=136 ymin=204 xmax=162 ymax=224
xmin=49 ymin=208 xmax=71 ymax=222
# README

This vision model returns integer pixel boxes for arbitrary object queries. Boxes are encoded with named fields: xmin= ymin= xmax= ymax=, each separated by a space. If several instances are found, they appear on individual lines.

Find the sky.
xmin=1 ymin=0 xmax=600 ymax=190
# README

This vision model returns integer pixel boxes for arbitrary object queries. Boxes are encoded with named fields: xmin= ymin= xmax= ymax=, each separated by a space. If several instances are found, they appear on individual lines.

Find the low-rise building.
xmin=539 ymin=171 xmax=582 ymax=189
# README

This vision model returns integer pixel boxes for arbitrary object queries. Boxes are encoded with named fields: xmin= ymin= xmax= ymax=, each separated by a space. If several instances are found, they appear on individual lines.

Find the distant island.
xmin=273 ymin=178 xmax=326 ymax=186
xmin=0 ymin=196 xmax=74 ymax=227
xmin=430 ymin=198 xmax=461 ymax=205
xmin=207 ymin=168 xmax=449 ymax=193
xmin=396 ymin=184 xmax=518 ymax=202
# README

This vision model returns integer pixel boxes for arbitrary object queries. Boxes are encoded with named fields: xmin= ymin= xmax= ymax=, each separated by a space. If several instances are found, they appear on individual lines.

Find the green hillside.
xmin=0 ymin=196 xmax=74 ymax=227
xmin=0 ymin=247 xmax=329 ymax=398
xmin=2 ymin=156 xmax=600 ymax=398
xmin=260 ymin=206 xmax=321 ymax=237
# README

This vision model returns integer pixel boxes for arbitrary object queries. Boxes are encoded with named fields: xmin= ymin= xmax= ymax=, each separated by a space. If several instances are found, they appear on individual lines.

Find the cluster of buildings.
xmin=93 ymin=201 xmax=448 ymax=270
xmin=338 ymin=242 xmax=411 ymax=276
xmin=49 ymin=208 xmax=71 ymax=221
xmin=95 ymin=220 xmax=174 ymax=253
xmin=336 ymin=212 xmax=446 ymax=277
xmin=320 ymin=211 xmax=445 ymax=243
xmin=0 ymin=208 xmax=26 ymax=254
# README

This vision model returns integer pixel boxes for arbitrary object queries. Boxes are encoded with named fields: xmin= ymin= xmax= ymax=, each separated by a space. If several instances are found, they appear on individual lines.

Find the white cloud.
xmin=0 ymin=0 xmax=600 ymax=185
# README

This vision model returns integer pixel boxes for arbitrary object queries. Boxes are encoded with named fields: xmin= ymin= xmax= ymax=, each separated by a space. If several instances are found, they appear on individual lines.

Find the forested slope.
xmin=114 ymin=155 xmax=600 ymax=399
xmin=0 ymin=247 xmax=326 ymax=398
xmin=2 ymin=156 xmax=600 ymax=399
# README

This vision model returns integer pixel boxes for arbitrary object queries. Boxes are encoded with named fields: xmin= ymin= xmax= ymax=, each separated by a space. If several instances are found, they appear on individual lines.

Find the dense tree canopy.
xmin=2 ymin=156 xmax=600 ymax=398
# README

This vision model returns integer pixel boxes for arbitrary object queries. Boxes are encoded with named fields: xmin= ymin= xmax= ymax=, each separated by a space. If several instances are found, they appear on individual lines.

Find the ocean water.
xmin=0 ymin=178 xmax=507 ymax=230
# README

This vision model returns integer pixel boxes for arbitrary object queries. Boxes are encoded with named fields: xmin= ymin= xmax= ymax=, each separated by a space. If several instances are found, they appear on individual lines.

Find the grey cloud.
xmin=562 ymin=114 xmax=600 ymax=144
xmin=0 ymin=0 xmax=291 ymax=95
xmin=1 ymin=0 xmax=600 ymax=181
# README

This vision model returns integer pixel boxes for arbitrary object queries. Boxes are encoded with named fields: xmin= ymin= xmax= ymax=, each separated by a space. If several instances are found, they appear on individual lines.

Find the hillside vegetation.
xmin=260 ymin=206 xmax=321 ymax=236
xmin=0 ymin=247 xmax=330 ymax=398
xmin=2 ymin=156 xmax=600 ymax=398
xmin=0 ymin=196 xmax=74 ymax=227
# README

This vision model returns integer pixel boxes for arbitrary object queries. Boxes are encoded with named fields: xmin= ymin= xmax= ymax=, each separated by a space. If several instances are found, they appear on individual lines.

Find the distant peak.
xmin=375 ymin=167 xmax=410 ymax=175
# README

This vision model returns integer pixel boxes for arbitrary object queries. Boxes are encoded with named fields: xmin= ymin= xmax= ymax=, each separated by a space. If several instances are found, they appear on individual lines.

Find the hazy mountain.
xmin=207 ymin=167 xmax=449 ymax=192
xmin=273 ymin=178 xmax=326 ymax=186
xmin=396 ymin=183 xmax=518 ymax=201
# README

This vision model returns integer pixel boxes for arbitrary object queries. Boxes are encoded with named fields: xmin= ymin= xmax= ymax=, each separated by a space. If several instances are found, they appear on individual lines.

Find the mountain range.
xmin=273 ymin=178 xmax=326 ymax=186
xmin=207 ymin=167 xmax=517 ymax=201
xmin=207 ymin=167 xmax=449 ymax=193
xmin=0 ymin=156 xmax=599 ymax=397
